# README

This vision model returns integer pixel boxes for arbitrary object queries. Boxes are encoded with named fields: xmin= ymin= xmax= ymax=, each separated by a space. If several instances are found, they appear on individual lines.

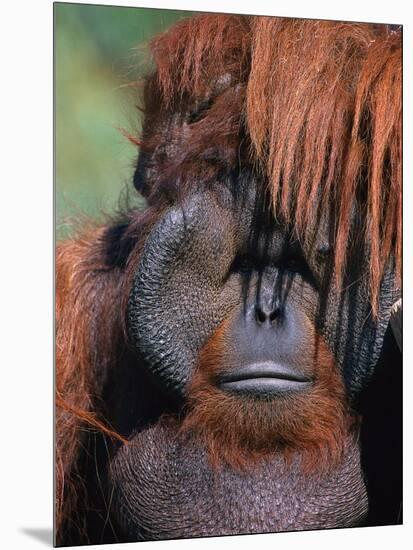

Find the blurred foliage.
xmin=55 ymin=2 xmax=194 ymax=239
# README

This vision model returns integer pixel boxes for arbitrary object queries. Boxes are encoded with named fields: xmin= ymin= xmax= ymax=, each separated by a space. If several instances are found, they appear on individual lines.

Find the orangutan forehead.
xmin=140 ymin=15 xmax=401 ymax=313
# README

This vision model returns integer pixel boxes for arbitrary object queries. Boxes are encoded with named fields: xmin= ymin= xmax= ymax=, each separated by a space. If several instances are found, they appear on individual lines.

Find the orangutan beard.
xmin=180 ymin=322 xmax=356 ymax=473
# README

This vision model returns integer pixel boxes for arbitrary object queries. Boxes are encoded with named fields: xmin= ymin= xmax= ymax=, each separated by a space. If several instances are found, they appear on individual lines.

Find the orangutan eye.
xmin=285 ymin=256 xmax=303 ymax=271
xmin=230 ymin=254 xmax=258 ymax=274
xmin=316 ymin=243 xmax=331 ymax=262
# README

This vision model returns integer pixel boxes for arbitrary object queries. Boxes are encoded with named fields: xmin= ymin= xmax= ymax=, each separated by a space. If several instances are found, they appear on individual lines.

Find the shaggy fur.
xmin=56 ymin=229 xmax=127 ymax=536
xmin=141 ymin=15 xmax=401 ymax=312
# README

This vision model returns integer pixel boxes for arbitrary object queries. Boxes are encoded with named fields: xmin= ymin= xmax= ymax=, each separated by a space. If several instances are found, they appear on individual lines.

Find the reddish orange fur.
xmin=141 ymin=15 xmax=401 ymax=313
xmin=181 ymin=318 xmax=353 ymax=473
xmin=55 ymin=208 xmax=163 ymax=542
xmin=56 ymin=229 xmax=127 ymax=539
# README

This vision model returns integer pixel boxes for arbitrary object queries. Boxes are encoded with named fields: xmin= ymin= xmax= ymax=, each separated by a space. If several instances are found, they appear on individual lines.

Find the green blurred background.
xmin=55 ymin=2 xmax=195 ymax=239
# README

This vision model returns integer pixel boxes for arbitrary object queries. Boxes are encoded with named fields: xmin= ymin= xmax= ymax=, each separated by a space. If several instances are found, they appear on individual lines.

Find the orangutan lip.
xmin=217 ymin=362 xmax=312 ymax=395
xmin=218 ymin=362 xmax=311 ymax=383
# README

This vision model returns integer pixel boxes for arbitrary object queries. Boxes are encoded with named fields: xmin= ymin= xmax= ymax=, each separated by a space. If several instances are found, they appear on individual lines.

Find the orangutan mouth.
xmin=217 ymin=362 xmax=313 ymax=396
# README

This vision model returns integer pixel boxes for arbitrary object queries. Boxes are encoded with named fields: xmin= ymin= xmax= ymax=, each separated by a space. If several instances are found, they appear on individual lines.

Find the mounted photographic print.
xmin=55 ymin=2 xmax=402 ymax=546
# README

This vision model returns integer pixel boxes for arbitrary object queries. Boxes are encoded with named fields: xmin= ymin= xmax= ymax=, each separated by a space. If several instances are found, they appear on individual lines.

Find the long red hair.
xmin=145 ymin=15 xmax=401 ymax=311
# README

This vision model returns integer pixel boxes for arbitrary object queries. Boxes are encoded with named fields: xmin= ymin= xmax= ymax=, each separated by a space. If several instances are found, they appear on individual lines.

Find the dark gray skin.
xmin=127 ymin=173 xmax=398 ymax=401
xmin=110 ymin=422 xmax=368 ymax=541
xmin=104 ymin=171 xmax=400 ymax=540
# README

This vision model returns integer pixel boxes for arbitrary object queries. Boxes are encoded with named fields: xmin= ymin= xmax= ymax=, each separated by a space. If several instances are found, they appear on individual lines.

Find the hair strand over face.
xmin=145 ymin=15 xmax=401 ymax=313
